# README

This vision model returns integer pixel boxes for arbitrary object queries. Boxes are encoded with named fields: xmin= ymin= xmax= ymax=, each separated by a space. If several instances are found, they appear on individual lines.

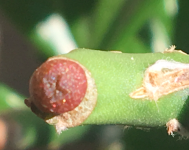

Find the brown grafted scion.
xmin=29 ymin=57 xmax=87 ymax=114
xmin=25 ymin=55 xmax=97 ymax=133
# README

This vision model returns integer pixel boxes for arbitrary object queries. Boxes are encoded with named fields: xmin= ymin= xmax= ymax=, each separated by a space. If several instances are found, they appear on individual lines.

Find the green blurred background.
xmin=0 ymin=0 xmax=189 ymax=149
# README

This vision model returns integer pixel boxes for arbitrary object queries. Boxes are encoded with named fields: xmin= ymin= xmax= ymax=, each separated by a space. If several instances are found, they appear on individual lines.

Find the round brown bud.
xmin=25 ymin=56 xmax=97 ymax=133
xmin=29 ymin=57 xmax=87 ymax=114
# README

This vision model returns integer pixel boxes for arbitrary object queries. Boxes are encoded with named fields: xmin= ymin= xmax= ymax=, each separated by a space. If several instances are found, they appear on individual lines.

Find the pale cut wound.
xmin=130 ymin=60 xmax=189 ymax=101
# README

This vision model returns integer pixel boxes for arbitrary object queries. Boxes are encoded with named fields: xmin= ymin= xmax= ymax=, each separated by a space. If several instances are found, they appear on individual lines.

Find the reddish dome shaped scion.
xmin=29 ymin=58 xmax=87 ymax=114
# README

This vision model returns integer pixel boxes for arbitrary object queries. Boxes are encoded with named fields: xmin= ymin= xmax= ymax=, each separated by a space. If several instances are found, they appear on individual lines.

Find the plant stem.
xmin=61 ymin=48 xmax=189 ymax=128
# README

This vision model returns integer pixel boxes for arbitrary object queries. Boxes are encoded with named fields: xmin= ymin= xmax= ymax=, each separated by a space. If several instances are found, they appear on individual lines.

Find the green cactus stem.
xmin=62 ymin=48 xmax=189 ymax=128
xmin=27 ymin=47 xmax=189 ymax=135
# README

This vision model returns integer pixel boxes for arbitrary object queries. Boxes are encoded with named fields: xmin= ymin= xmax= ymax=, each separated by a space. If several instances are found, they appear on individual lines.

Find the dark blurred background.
xmin=0 ymin=0 xmax=189 ymax=150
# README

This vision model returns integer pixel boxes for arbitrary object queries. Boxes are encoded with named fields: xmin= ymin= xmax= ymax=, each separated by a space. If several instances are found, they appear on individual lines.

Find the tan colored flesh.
xmin=110 ymin=51 xmax=122 ymax=53
xmin=130 ymin=59 xmax=189 ymax=101
xmin=163 ymin=45 xmax=187 ymax=55
xmin=166 ymin=119 xmax=189 ymax=137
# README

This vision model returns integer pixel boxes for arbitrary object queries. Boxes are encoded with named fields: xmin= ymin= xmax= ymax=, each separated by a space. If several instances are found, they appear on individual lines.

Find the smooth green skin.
xmin=62 ymin=49 xmax=189 ymax=127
